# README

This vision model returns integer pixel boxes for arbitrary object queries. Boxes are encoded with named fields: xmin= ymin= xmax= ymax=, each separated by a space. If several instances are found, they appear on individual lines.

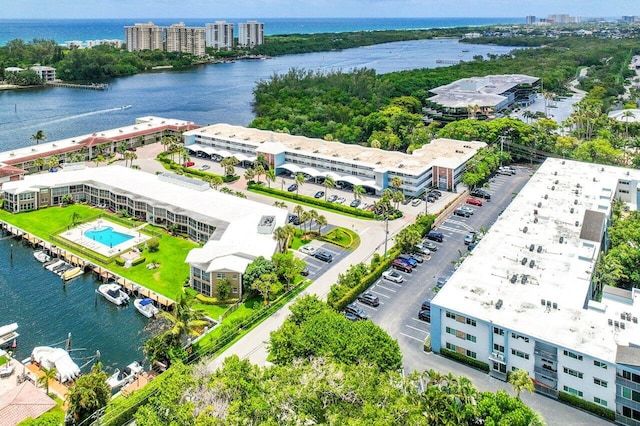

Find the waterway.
xmin=0 ymin=38 xmax=515 ymax=372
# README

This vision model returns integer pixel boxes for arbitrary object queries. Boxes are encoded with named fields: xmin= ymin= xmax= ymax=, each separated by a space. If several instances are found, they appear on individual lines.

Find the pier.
xmin=435 ymin=59 xmax=462 ymax=64
xmin=45 ymin=82 xmax=108 ymax=91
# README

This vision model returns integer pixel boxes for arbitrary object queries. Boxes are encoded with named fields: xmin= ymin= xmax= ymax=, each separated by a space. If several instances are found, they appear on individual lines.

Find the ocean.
xmin=0 ymin=17 xmax=523 ymax=46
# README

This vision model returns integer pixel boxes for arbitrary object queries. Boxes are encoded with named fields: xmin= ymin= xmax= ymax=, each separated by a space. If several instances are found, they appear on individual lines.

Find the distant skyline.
xmin=3 ymin=0 xmax=639 ymax=20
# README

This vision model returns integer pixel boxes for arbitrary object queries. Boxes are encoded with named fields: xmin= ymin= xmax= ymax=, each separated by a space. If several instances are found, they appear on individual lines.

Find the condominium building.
xmin=205 ymin=21 xmax=235 ymax=50
xmin=423 ymin=74 xmax=540 ymax=122
xmin=238 ymin=20 xmax=264 ymax=48
xmin=124 ymin=22 xmax=163 ymax=52
xmin=183 ymin=124 xmax=485 ymax=196
xmin=526 ymin=16 xmax=537 ymax=25
xmin=165 ymin=22 xmax=206 ymax=57
xmin=431 ymin=158 xmax=640 ymax=425
xmin=1 ymin=165 xmax=286 ymax=299
xmin=29 ymin=65 xmax=56 ymax=82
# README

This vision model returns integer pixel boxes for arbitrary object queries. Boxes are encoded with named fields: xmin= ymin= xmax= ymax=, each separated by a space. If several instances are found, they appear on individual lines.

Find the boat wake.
xmin=5 ymin=106 xmax=126 ymax=134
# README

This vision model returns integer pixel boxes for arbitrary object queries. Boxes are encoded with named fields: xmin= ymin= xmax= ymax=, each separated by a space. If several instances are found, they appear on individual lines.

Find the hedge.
xmin=115 ymin=256 xmax=146 ymax=267
xmin=248 ymin=183 xmax=375 ymax=219
xmin=157 ymin=153 xmax=237 ymax=182
xmin=195 ymin=293 xmax=238 ymax=306
xmin=558 ymin=391 xmax=616 ymax=421
xmin=440 ymin=348 xmax=490 ymax=373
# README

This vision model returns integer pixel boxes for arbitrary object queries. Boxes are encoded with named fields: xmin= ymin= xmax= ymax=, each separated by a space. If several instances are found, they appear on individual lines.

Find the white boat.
xmin=62 ymin=266 xmax=83 ymax=281
xmin=134 ymin=298 xmax=159 ymax=318
xmin=0 ymin=323 xmax=19 ymax=347
xmin=33 ymin=250 xmax=51 ymax=263
xmin=121 ymin=104 xmax=132 ymax=110
xmin=0 ymin=363 xmax=14 ymax=378
xmin=45 ymin=259 xmax=65 ymax=272
xmin=31 ymin=346 xmax=81 ymax=383
xmin=97 ymin=283 xmax=129 ymax=306
xmin=106 ymin=361 xmax=143 ymax=390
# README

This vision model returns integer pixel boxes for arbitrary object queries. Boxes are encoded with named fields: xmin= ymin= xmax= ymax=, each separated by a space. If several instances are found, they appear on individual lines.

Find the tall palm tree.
xmin=254 ymin=164 xmax=265 ymax=183
xmin=323 ymin=175 xmax=335 ymax=200
xmin=273 ymin=226 xmax=288 ymax=253
xmin=46 ymin=156 xmax=59 ymax=170
xmin=244 ymin=168 xmax=255 ymax=183
xmin=295 ymin=173 xmax=305 ymax=196
xmin=158 ymin=292 xmax=208 ymax=343
xmin=117 ymin=141 xmax=127 ymax=160
xmin=33 ymin=157 xmax=45 ymax=172
xmin=353 ymin=185 xmax=365 ymax=201
xmin=508 ymin=369 xmax=535 ymax=399
xmin=293 ymin=205 xmax=305 ymax=229
xmin=265 ymin=168 xmax=276 ymax=188
xmin=220 ymin=156 xmax=238 ymax=177
xmin=316 ymin=215 xmax=327 ymax=235
xmin=392 ymin=190 xmax=405 ymax=210
xmin=30 ymin=130 xmax=47 ymax=145
xmin=623 ymin=110 xmax=635 ymax=139
xmin=390 ymin=176 xmax=403 ymax=191
xmin=208 ymin=175 xmax=224 ymax=190
xmin=38 ymin=367 xmax=57 ymax=395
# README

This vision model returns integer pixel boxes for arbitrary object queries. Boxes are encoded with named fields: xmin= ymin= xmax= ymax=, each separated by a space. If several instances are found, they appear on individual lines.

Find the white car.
xmin=299 ymin=245 xmax=318 ymax=255
xmin=411 ymin=198 xmax=422 ymax=206
xmin=336 ymin=197 xmax=346 ymax=204
xmin=382 ymin=269 xmax=404 ymax=283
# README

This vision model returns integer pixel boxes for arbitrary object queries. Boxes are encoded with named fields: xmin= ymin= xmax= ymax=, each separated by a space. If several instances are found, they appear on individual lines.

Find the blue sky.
xmin=4 ymin=0 xmax=639 ymax=19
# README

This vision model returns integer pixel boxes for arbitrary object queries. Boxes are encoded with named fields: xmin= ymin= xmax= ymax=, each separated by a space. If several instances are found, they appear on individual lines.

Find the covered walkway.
xmin=277 ymin=163 xmax=381 ymax=192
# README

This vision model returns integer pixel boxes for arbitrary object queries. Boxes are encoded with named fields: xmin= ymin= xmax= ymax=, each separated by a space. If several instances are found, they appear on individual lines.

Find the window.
xmin=510 ymin=332 xmax=529 ymax=343
xmin=512 ymin=349 xmax=530 ymax=360
xmin=216 ymin=273 xmax=226 ymax=279
xmin=593 ymin=397 xmax=607 ymax=407
xmin=623 ymin=406 xmax=640 ymax=421
xmin=446 ymin=342 xmax=456 ymax=351
xmin=563 ymin=350 xmax=583 ymax=361
xmin=446 ymin=327 xmax=456 ymax=336
xmin=466 ymin=318 xmax=477 ymax=326
xmin=493 ymin=343 xmax=505 ymax=353
xmin=593 ymin=378 xmax=607 ymax=388
xmin=563 ymin=367 xmax=583 ymax=379
xmin=622 ymin=370 xmax=640 ymax=383
xmin=622 ymin=387 xmax=640 ymax=403
xmin=563 ymin=386 xmax=583 ymax=397
xmin=467 ymin=334 xmax=477 ymax=343
xmin=493 ymin=327 xmax=504 ymax=336
xmin=593 ymin=360 xmax=607 ymax=369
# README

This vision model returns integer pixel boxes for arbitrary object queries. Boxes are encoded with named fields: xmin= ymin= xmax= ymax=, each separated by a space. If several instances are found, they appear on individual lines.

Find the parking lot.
xmin=294 ymin=240 xmax=350 ymax=279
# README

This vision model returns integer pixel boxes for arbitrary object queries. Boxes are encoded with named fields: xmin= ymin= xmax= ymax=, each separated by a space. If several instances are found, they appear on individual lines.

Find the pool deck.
xmin=59 ymin=219 xmax=151 ymax=258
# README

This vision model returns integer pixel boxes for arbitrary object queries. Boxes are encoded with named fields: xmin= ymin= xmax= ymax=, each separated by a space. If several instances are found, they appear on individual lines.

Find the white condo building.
xmin=165 ymin=23 xmax=206 ymax=57
xmin=125 ymin=22 xmax=163 ymax=52
xmin=183 ymin=124 xmax=486 ymax=196
xmin=238 ymin=20 xmax=264 ymax=48
xmin=431 ymin=158 xmax=640 ymax=425
xmin=205 ymin=21 xmax=235 ymax=50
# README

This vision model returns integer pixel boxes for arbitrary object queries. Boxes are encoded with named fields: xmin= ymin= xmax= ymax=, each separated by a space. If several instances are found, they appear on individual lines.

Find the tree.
xmin=392 ymin=190 xmax=405 ymax=210
xmin=244 ymin=167 xmax=255 ymax=183
xmin=117 ymin=141 xmax=127 ymax=160
xmin=272 ymin=225 xmax=289 ymax=253
xmin=93 ymin=154 xmax=105 ymax=167
xmin=33 ymin=157 xmax=45 ymax=172
xmin=66 ymin=363 xmax=110 ymax=424
xmin=243 ymin=256 xmax=276 ymax=294
xmin=508 ymin=369 xmax=535 ymax=399
xmin=323 ymin=175 xmax=335 ymax=200
xmin=272 ymin=251 xmax=306 ymax=291
xmin=316 ymin=215 xmax=327 ymax=235
xmin=46 ymin=156 xmax=59 ymax=170
xmin=254 ymin=164 xmax=266 ymax=183
xmin=158 ymin=291 xmax=208 ymax=343
xmin=217 ymin=276 xmax=232 ymax=301
xmin=30 ymin=130 xmax=46 ymax=145
xmin=295 ymin=172 xmax=305 ymax=196
xmin=251 ymin=272 xmax=281 ymax=304
xmin=390 ymin=176 xmax=403 ymax=191
xmin=353 ymin=185 xmax=365 ymax=201
xmin=70 ymin=211 xmax=81 ymax=226
xmin=38 ymin=367 xmax=57 ymax=395
xmin=265 ymin=168 xmax=276 ymax=188
xmin=293 ymin=205 xmax=305 ymax=229
xmin=394 ymin=226 xmax=421 ymax=253
xmin=208 ymin=174 xmax=224 ymax=190
xmin=220 ymin=156 xmax=239 ymax=177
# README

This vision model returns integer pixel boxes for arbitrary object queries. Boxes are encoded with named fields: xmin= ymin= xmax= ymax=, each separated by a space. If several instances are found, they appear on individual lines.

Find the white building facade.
xmin=238 ymin=21 xmax=264 ymax=48
xmin=165 ymin=23 xmax=206 ymax=57
xmin=124 ymin=22 xmax=164 ymax=52
xmin=205 ymin=21 xmax=235 ymax=50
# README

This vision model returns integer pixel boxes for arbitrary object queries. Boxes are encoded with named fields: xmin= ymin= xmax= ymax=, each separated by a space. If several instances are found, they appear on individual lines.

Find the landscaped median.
xmin=247 ymin=182 xmax=376 ymax=219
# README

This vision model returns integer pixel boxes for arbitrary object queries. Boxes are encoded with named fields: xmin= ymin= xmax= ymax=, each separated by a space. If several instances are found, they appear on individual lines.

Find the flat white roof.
xmin=3 ymin=165 xmax=286 ymax=268
xmin=433 ymin=158 xmax=640 ymax=362
xmin=428 ymin=74 xmax=539 ymax=108
xmin=186 ymin=123 xmax=486 ymax=175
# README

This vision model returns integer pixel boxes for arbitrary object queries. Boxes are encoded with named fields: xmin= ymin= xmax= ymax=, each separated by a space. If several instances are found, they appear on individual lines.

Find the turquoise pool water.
xmin=84 ymin=226 xmax=134 ymax=248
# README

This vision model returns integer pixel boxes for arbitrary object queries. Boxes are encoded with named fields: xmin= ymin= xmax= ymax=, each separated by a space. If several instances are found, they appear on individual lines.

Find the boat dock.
xmin=436 ymin=59 xmax=462 ymax=64
xmin=0 ymin=220 xmax=174 ymax=310
xmin=45 ymin=82 xmax=108 ymax=90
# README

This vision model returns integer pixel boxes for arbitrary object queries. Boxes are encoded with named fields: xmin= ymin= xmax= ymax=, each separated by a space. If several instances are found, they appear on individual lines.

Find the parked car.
xmin=464 ymin=231 xmax=477 ymax=245
xmin=300 ymin=268 xmax=310 ymax=277
xmin=411 ymin=198 xmax=422 ymax=207
xmin=414 ymin=244 xmax=431 ymax=256
xmin=497 ymin=166 xmax=516 ymax=175
xmin=468 ymin=242 xmax=478 ymax=251
xmin=382 ymin=269 xmax=404 ymax=283
xmin=466 ymin=197 xmax=483 ymax=206
xmin=453 ymin=208 xmax=470 ymax=218
xmin=327 ymin=195 xmax=338 ymax=202
xmin=357 ymin=293 xmax=380 ymax=307
xmin=421 ymin=300 xmax=431 ymax=311
xmin=345 ymin=303 xmax=369 ymax=320
xmin=314 ymin=191 xmax=325 ymax=199
xmin=299 ymin=245 xmax=317 ymax=255
xmin=199 ymin=164 xmax=210 ymax=171
xmin=126 ymin=147 xmax=137 ymax=152
xmin=336 ymin=197 xmax=346 ymax=204
xmin=182 ymin=161 xmax=195 ymax=167
xmin=398 ymin=254 xmax=418 ymax=268
xmin=418 ymin=309 xmax=431 ymax=322
xmin=426 ymin=231 xmax=444 ymax=242
xmin=345 ymin=312 xmax=363 ymax=321
xmin=392 ymin=259 xmax=412 ymax=273
xmin=436 ymin=276 xmax=449 ymax=289
xmin=459 ymin=206 xmax=475 ymax=215
xmin=407 ymin=253 xmax=424 ymax=263
xmin=421 ymin=240 xmax=438 ymax=252
xmin=314 ymin=251 xmax=333 ymax=263
xmin=350 ymin=199 xmax=361 ymax=208
xmin=429 ymin=190 xmax=442 ymax=198
xmin=287 ymin=214 xmax=300 ymax=225
xmin=287 ymin=184 xmax=298 ymax=192
xmin=470 ymin=189 xmax=491 ymax=200
xmin=426 ymin=195 xmax=436 ymax=203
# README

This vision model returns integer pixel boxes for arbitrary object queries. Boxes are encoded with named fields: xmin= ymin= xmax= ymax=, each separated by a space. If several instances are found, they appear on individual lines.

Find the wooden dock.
xmin=46 ymin=82 xmax=108 ymax=90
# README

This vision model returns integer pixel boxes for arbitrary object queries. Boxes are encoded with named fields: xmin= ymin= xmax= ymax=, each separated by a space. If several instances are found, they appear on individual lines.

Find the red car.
xmin=182 ymin=161 xmax=195 ymax=167
xmin=466 ymin=197 xmax=483 ymax=206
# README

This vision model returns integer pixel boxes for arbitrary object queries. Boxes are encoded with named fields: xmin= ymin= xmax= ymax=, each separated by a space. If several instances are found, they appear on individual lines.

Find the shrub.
xmin=131 ymin=256 xmax=146 ymax=266
xmin=423 ymin=335 xmax=432 ymax=352
xmin=558 ymin=391 xmax=616 ymax=421
xmin=439 ymin=348 xmax=490 ymax=372
xmin=147 ymin=239 xmax=160 ymax=252
xmin=115 ymin=257 xmax=125 ymax=266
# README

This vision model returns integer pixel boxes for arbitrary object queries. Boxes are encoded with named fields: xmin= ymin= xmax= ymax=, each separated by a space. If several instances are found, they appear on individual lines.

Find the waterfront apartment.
xmin=205 ymin=21 xmax=235 ymax=50
xmin=423 ymin=74 xmax=540 ymax=122
xmin=238 ymin=21 xmax=264 ymax=48
xmin=430 ymin=158 xmax=640 ymax=425
xmin=29 ymin=65 xmax=56 ymax=82
xmin=124 ymin=22 xmax=164 ymax=52
xmin=165 ymin=23 xmax=206 ymax=57
xmin=183 ymin=124 xmax=486 ymax=196
xmin=0 ymin=116 xmax=198 ymax=177
xmin=1 ymin=165 xmax=286 ymax=299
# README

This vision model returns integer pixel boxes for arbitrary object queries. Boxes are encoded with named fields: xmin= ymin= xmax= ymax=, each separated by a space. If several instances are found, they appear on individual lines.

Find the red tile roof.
xmin=0 ymin=165 xmax=27 ymax=178
xmin=0 ymin=381 xmax=56 ymax=426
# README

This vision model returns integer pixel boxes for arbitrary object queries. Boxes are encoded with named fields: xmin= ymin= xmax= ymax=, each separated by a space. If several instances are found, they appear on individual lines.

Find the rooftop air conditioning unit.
xmin=496 ymin=299 xmax=503 ymax=309
xmin=537 ymin=245 xmax=543 ymax=253
xmin=521 ymin=257 xmax=528 ymax=265
xmin=553 ymin=303 xmax=557 ymax=310
xmin=529 ymin=244 xmax=535 ymax=252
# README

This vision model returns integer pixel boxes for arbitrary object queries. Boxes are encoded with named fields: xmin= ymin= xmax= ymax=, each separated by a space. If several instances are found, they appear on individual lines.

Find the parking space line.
xmin=438 ymin=226 xmax=466 ymax=234
xmin=406 ymin=324 xmax=428 ymax=334
xmin=376 ymin=284 xmax=397 ymax=292
xmin=400 ymin=332 xmax=424 ymax=342
xmin=370 ymin=289 xmax=391 ymax=298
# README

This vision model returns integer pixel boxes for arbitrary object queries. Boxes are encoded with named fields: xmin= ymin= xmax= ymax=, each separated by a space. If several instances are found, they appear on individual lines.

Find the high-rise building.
xmin=238 ymin=20 xmax=264 ymax=48
xmin=622 ymin=16 xmax=638 ymax=24
xmin=124 ymin=22 xmax=163 ymax=52
xmin=165 ymin=23 xmax=206 ymax=57
xmin=526 ymin=16 xmax=536 ymax=25
xmin=205 ymin=21 xmax=235 ymax=50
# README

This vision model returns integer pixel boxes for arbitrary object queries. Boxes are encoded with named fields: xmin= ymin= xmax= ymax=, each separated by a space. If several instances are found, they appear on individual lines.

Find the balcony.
xmin=617 ymin=395 xmax=640 ymax=412
xmin=535 ymin=365 xmax=557 ymax=378
xmin=534 ymin=348 xmax=557 ymax=360
xmin=617 ymin=374 xmax=640 ymax=392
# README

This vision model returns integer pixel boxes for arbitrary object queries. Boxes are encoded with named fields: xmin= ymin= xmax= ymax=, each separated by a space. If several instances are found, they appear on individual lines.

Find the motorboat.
xmin=133 ymin=298 xmax=159 ymax=318
xmin=106 ymin=361 xmax=143 ymax=390
xmin=33 ymin=250 xmax=51 ymax=263
xmin=121 ymin=105 xmax=132 ymax=110
xmin=0 ymin=362 xmax=14 ymax=378
xmin=31 ymin=346 xmax=81 ymax=383
xmin=62 ymin=266 xmax=83 ymax=281
xmin=97 ymin=283 xmax=129 ymax=306
xmin=45 ymin=259 xmax=65 ymax=273
xmin=0 ymin=323 xmax=19 ymax=347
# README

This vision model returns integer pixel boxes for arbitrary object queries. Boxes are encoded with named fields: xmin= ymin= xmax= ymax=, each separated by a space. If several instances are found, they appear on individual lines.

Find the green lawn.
xmin=320 ymin=227 xmax=361 ymax=250
xmin=0 ymin=206 xmax=198 ymax=301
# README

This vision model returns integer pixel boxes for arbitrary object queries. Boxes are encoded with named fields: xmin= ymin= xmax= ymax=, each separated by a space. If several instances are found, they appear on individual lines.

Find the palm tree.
xmin=244 ymin=168 xmax=255 ymax=183
xmin=623 ymin=110 xmax=635 ymax=139
xmin=30 ymin=130 xmax=47 ymax=145
xmin=128 ymin=152 xmax=137 ymax=167
xmin=295 ymin=173 xmax=305 ymax=196
xmin=316 ymin=215 xmax=327 ymax=235
xmin=508 ymin=369 xmax=534 ymax=399
xmin=38 ymin=367 xmax=57 ymax=395
xmin=392 ymin=190 xmax=405 ymax=210
xmin=293 ymin=205 xmax=304 ymax=229
xmin=265 ymin=168 xmax=276 ymax=188
xmin=307 ymin=209 xmax=319 ymax=233
xmin=254 ymin=164 xmax=266 ymax=183
xmin=158 ymin=292 xmax=208 ymax=343
xmin=353 ymin=185 xmax=365 ymax=201
xmin=220 ymin=156 xmax=238 ymax=177
xmin=390 ymin=176 xmax=403 ymax=191
xmin=33 ymin=157 xmax=45 ymax=172
xmin=117 ymin=141 xmax=127 ymax=160
xmin=273 ymin=226 xmax=289 ymax=253
xmin=208 ymin=175 xmax=224 ymax=190
xmin=46 ymin=156 xmax=59 ymax=170
xmin=300 ymin=210 xmax=312 ymax=233
xmin=323 ymin=175 xmax=335 ymax=200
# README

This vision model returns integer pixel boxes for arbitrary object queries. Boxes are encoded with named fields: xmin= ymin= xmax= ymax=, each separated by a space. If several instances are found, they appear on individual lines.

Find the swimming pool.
xmin=84 ymin=226 xmax=134 ymax=248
